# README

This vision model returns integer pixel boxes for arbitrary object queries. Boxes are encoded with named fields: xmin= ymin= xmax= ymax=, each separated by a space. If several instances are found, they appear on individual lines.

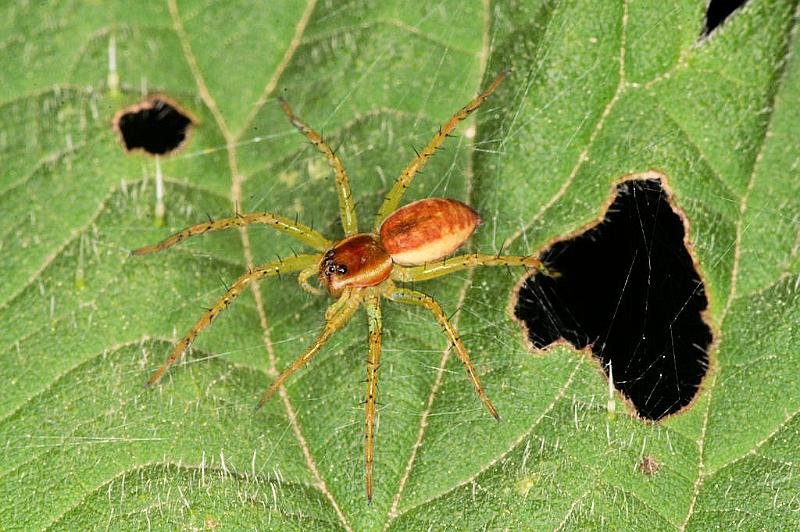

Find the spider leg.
xmin=146 ymin=254 xmax=320 ymax=386
xmin=386 ymin=286 xmax=500 ymax=420
xmin=278 ymin=98 xmax=359 ymax=235
xmin=131 ymin=212 xmax=330 ymax=255
xmin=373 ymin=70 xmax=507 ymax=230
xmin=392 ymin=253 xmax=548 ymax=283
xmin=297 ymin=263 xmax=324 ymax=296
xmin=363 ymin=291 xmax=382 ymax=503
xmin=256 ymin=288 xmax=362 ymax=410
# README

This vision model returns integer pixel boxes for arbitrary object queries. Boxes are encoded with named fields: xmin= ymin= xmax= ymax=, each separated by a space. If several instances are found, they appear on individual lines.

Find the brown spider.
xmin=133 ymin=71 xmax=544 ymax=502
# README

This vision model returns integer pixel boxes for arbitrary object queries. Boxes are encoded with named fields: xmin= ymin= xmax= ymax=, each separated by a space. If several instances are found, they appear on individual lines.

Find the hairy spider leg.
xmin=131 ymin=212 xmax=330 ymax=255
xmin=386 ymin=287 xmax=500 ymax=420
xmin=363 ymin=291 xmax=382 ymax=503
xmin=392 ymin=253 xmax=546 ymax=283
xmin=373 ymin=70 xmax=508 ymax=230
xmin=255 ymin=288 xmax=363 ymax=410
xmin=146 ymin=254 xmax=320 ymax=386
xmin=278 ymin=98 xmax=359 ymax=235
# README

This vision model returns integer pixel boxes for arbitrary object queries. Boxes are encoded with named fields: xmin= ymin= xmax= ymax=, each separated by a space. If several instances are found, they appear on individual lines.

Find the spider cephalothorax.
xmin=319 ymin=233 xmax=392 ymax=296
xmin=133 ymin=70 xmax=546 ymax=502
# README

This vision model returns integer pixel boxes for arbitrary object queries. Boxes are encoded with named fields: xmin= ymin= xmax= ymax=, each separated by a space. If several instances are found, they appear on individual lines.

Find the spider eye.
xmin=327 ymin=265 xmax=337 ymax=274
xmin=337 ymin=265 xmax=348 ymax=274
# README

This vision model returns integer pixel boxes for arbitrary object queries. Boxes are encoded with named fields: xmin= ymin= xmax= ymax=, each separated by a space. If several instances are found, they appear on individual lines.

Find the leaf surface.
xmin=1 ymin=1 xmax=798 ymax=529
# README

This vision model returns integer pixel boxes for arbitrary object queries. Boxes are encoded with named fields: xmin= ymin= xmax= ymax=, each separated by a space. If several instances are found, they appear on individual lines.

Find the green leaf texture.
xmin=2 ymin=1 xmax=798 ymax=529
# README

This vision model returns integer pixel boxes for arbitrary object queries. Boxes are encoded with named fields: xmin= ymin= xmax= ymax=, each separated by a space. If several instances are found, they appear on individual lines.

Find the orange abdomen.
xmin=380 ymin=198 xmax=481 ymax=265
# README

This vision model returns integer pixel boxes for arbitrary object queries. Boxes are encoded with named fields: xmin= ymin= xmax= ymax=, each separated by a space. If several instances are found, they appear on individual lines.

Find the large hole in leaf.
xmin=114 ymin=96 xmax=194 ymax=155
xmin=703 ymin=0 xmax=749 ymax=36
xmin=514 ymin=178 xmax=712 ymax=420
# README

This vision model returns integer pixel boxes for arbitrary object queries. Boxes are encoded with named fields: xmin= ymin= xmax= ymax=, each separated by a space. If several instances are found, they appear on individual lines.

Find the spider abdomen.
xmin=380 ymin=198 xmax=481 ymax=265
xmin=320 ymin=234 xmax=393 ymax=296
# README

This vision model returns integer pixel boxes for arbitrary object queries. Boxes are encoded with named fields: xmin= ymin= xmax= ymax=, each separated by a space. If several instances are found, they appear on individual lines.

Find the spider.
xmin=133 ymin=70 xmax=545 ymax=502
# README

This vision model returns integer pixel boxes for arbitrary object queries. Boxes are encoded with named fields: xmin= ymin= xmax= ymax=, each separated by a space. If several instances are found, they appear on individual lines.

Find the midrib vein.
xmin=167 ymin=1 xmax=351 ymax=529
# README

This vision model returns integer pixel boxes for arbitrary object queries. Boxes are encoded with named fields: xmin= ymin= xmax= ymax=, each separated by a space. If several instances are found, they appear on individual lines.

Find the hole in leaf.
xmin=114 ymin=96 xmax=194 ymax=155
xmin=703 ymin=0 xmax=748 ymax=36
xmin=514 ymin=178 xmax=712 ymax=420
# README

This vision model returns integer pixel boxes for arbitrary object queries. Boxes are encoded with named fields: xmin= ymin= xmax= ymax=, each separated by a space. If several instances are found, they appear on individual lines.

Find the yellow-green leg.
xmin=278 ymin=98 xmax=359 ymax=235
xmin=255 ymin=288 xmax=362 ymax=410
xmin=131 ymin=212 xmax=330 ymax=255
xmin=392 ymin=253 xmax=546 ymax=283
xmin=374 ymin=70 xmax=508 ymax=230
xmin=364 ymin=291 xmax=382 ymax=503
xmin=386 ymin=286 xmax=500 ymax=420
xmin=146 ymin=254 xmax=320 ymax=386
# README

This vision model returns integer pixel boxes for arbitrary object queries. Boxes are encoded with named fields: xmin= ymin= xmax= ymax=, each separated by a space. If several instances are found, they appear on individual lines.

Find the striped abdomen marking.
xmin=379 ymin=198 xmax=481 ymax=265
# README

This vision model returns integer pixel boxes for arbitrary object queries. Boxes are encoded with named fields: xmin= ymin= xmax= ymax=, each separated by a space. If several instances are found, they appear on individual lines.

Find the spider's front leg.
xmin=278 ymin=98 xmax=359 ymax=235
xmin=130 ymin=212 xmax=330 ymax=255
xmin=145 ymin=254 xmax=320 ymax=386
xmin=255 ymin=288 xmax=362 ymax=410
xmin=386 ymin=286 xmax=500 ymax=420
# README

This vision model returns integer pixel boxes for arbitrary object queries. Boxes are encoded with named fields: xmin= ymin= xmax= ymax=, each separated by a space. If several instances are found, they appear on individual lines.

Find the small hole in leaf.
xmin=703 ymin=0 xmax=748 ymax=36
xmin=114 ymin=96 xmax=194 ymax=155
xmin=515 ymin=178 xmax=712 ymax=420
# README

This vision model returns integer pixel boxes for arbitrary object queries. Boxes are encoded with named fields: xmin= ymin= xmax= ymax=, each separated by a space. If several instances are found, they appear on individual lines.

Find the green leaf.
xmin=2 ymin=0 xmax=798 ymax=529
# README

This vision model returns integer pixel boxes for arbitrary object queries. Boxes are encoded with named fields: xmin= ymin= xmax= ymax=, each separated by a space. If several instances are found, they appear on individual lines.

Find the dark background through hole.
xmin=117 ymin=99 xmax=192 ymax=155
xmin=704 ymin=0 xmax=749 ymax=36
xmin=515 ymin=179 xmax=712 ymax=420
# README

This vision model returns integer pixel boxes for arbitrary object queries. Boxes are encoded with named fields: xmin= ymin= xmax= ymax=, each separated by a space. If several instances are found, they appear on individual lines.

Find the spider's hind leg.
xmin=392 ymin=253 xmax=547 ymax=283
xmin=146 ymin=254 xmax=320 ymax=386
xmin=386 ymin=286 xmax=500 ymax=420
xmin=373 ymin=70 xmax=508 ymax=230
